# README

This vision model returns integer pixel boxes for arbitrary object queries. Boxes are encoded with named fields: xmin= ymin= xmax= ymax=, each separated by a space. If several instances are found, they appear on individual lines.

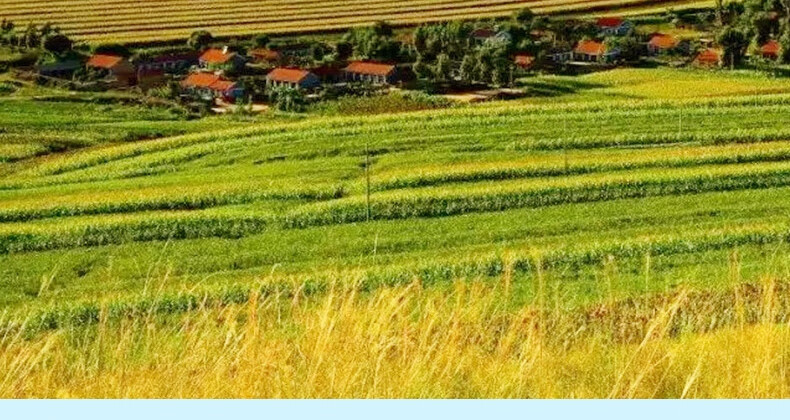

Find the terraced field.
xmin=0 ymin=0 xmax=711 ymax=44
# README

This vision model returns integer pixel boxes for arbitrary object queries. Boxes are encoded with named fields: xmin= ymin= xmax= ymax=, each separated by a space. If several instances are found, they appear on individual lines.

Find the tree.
xmin=23 ymin=23 xmax=39 ymax=49
xmin=268 ymin=86 xmax=306 ymax=112
xmin=42 ymin=33 xmax=72 ymax=55
xmin=188 ymin=30 xmax=213 ymax=50
xmin=780 ymin=29 xmax=790 ymax=63
xmin=253 ymin=33 xmax=270 ymax=48
xmin=412 ymin=54 xmax=433 ymax=80
xmin=459 ymin=54 xmax=476 ymax=84
xmin=514 ymin=8 xmax=535 ymax=26
xmin=93 ymin=43 xmax=130 ymax=57
xmin=335 ymin=41 xmax=353 ymax=60
xmin=607 ymin=36 xmax=643 ymax=62
xmin=433 ymin=53 xmax=452 ymax=82
xmin=717 ymin=26 xmax=749 ymax=68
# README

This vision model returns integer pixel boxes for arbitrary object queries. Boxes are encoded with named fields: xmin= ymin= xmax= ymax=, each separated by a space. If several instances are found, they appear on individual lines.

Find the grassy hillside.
xmin=0 ymin=0 xmax=713 ymax=44
xmin=2 ymin=67 xmax=790 ymax=397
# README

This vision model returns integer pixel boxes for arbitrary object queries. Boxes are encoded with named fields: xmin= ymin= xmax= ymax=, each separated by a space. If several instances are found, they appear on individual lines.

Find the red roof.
xmin=344 ymin=61 xmax=396 ymax=76
xmin=575 ymin=40 xmax=606 ymax=56
xmin=200 ymin=48 xmax=235 ymax=64
xmin=761 ymin=40 xmax=780 ymax=57
xmin=249 ymin=48 xmax=281 ymax=61
xmin=267 ymin=68 xmax=313 ymax=83
xmin=471 ymin=28 xmax=497 ymax=39
xmin=514 ymin=53 xmax=535 ymax=69
xmin=86 ymin=54 xmax=125 ymax=69
xmin=696 ymin=48 xmax=721 ymax=64
xmin=648 ymin=34 xmax=679 ymax=50
xmin=181 ymin=72 xmax=236 ymax=91
xmin=597 ymin=17 xmax=624 ymax=28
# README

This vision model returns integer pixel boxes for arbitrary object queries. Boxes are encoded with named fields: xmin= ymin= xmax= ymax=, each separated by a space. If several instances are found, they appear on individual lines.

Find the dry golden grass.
xmin=1 ymin=273 xmax=789 ymax=399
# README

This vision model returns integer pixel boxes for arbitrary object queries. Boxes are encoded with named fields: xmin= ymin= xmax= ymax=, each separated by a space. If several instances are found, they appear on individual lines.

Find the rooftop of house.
xmin=86 ymin=54 xmax=127 ymax=69
xmin=648 ymin=34 xmax=679 ymax=49
xmin=514 ymin=53 xmax=535 ymax=68
xmin=344 ymin=61 xmax=396 ymax=76
xmin=266 ymin=68 xmax=315 ymax=83
xmin=597 ymin=17 xmax=625 ymax=28
xmin=249 ymin=48 xmax=281 ymax=61
xmin=761 ymin=40 xmax=780 ymax=55
xmin=200 ymin=48 xmax=237 ymax=64
xmin=181 ymin=72 xmax=236 ymax=91
xmin=697 ymin=48 xmax=722 ymax=63
xmin=575 ymin=40 xmax=606 ymax=55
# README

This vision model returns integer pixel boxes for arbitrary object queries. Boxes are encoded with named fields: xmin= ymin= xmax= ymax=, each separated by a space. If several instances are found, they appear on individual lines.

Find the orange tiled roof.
xmin=181 ymin=72 xmax=236 ymax=91
xmin=597 ymin=17 xmax=624 ymax=28
xmin=697 ymin=48 xmax=721 ymax=64
xmin=249 ymin=48 xmax=281 ymax=61
xmin=648 ymin=34 xmax=679 ymax=50
xmin=761 ymin=40 xmax=780 ymax=56
xmin=200 ymin=48 xmax=235 ymax=64
xmin=344 ymin=61 xmax=396 ymax=76
xmin=575 ymin=40 xmax=606 ymax=55
xmin=267 ymin=68 xmax=313 ymax=83
xmin=86 ymin=54 xmax=125 ymax=69
xmin=514 ymin=54 xmax=535 ymax=68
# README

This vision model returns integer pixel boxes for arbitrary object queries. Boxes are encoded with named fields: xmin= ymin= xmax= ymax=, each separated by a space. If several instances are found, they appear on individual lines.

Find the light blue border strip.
xmin=0 ymin=400 xmax=788 ymax=420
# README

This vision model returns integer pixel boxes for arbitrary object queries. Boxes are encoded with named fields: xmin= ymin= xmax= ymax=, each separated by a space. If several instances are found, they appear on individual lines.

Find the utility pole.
xmin=365 ymin=142 xmax=371 ymax=222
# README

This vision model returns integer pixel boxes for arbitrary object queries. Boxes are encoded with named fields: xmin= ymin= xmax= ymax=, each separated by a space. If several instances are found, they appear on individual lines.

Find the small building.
xmin=139 ymin=52 xmax=199 ymax=73
xmin=343 ymin=61 xmax=398 ymax=85
xmin=181 ymin=72 xmax=245 ymax=102
xmin=596 ymin=17 xmax=633 ymax=36
xmin=198 ymin=47 xmax=245 ymax=71
xmin=265 ymin=68 xmax=321 ymax=90
xmin=760 ymin=40 xmax=781 ymax=60
xmin=37 ymin=60 xmax=82 ymax=78
xmin=514 ymin=53 xmax=535 ymax=70
xmin=573 ymin=40 xmax=619 ymax=62
xmin=647 ymin=34 xmax=680 ymax=55
xmin=249 ymin=48 xmax=282 ymax=64
xmin=86 ymin=54 xmax=136 ymax=86
xmin=311 ymin=65 xmax=343 ymax=84
xmin=695 ymin=48 xmax=722 ymax=67
xmin=548 ymin=49 xmax=573 ymax=63
xmin=471 ymin=28 xmax=512 ymax=45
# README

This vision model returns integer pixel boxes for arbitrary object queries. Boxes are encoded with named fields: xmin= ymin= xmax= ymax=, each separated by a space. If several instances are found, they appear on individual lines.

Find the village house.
xmin=513 ymin=53 xmax=535 ymax=70
xmin=198 ymin=47 xmax=246 ymax=71
xmin=265 ymin=68 xmax=321 ymax=90
xmin=760 ymin=40 xmax=780 ymax=60
xmin=138 ymin=52 xmax=199 ymax=73
xmin=596 ymin=17 xmax=633 ymax=36
xmin=37 ymin=60 xmax=82 ymax=78
xmin=86 ymin=54 xmax=136 ymax=86
xmin=181 ymin=72 xmax=245 ymax=102
xmin=471 ymin=28 xmax=512 ymax=45
xmin=248 ymin=48 xmax=282 ymax=65
xmin=647 ymin=34 xmax=680 ymax=55
xmin=573 ymin=40 xmax=619 ymax=63
xmin=695 ymin=48 xmax=722 ymax=67
xmin=343 ymin=61 xmax=398 ymax=85
xmin=548 ymin=48 xmax=573 ymax=63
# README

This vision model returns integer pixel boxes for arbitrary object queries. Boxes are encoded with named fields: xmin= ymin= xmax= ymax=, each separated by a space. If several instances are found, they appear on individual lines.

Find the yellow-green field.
xmin=0 ymin=0 xmax=711 ymax=44
xmin=1 ymin=68 xmax=790 ymax=398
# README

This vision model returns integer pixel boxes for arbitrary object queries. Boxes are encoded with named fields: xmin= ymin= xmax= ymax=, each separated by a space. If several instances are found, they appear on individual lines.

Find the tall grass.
xmin=2 ymin=270 xmax=790 ymax=398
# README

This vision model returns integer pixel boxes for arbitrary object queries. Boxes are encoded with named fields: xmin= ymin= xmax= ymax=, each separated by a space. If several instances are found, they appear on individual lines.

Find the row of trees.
xmin=0 ymin=20 xmax=73 ymax=56
xmin=714 ymin=0 xmax=790 ymax=67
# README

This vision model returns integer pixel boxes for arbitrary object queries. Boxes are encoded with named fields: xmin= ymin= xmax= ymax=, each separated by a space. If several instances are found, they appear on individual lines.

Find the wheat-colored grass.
xmin=1 ymin=271 xmax=789 ymax=398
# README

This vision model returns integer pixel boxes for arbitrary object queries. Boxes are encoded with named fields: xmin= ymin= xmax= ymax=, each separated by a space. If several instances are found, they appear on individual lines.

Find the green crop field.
xmin=3 ymin=68 xmax=790 ymax=398
xmin=0 ymin=0 xmax=712 ymax=44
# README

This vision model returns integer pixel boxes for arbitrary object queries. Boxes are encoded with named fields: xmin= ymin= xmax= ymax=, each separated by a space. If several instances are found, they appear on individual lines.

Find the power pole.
xmin=365 ymin=142 xmax=371 ymax=222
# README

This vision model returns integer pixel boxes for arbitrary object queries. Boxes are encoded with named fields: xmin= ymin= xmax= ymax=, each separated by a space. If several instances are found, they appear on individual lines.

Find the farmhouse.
xmin=265 ymin=68 xmax=321 ymax=90
xmin=37 ymin=60 xmax=82 ymax=78
xmin=760 ymin=40 xmax=780 ymax=60
xmin=249 ymin=48 xmax=282 ymax=64
xmin=573 ymin=40 xmax=619 ymax=62
xmin=343 ymin=61 xmax=398 ymax=85
xmin=647 ymin=34 xmax=679 ymax=55
xmin=199 ymin=47 xmax=245 ymax=71
xmin=138 ymin=52 xmax=199 ymax=72
xmin=471 ymin=28 xmax=512 ymax=44
xmin=86 ymin=54 xmax=136 ymax=86
xmin=181 ymin=72 xmax=245 ymax=102
xmin=514 ymin=53 xmax=535 ymax=69
xmin=695 ymin=48 xmax=722 ymax=67
xmin=596 ymin=17 xmax=633 ymax=36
